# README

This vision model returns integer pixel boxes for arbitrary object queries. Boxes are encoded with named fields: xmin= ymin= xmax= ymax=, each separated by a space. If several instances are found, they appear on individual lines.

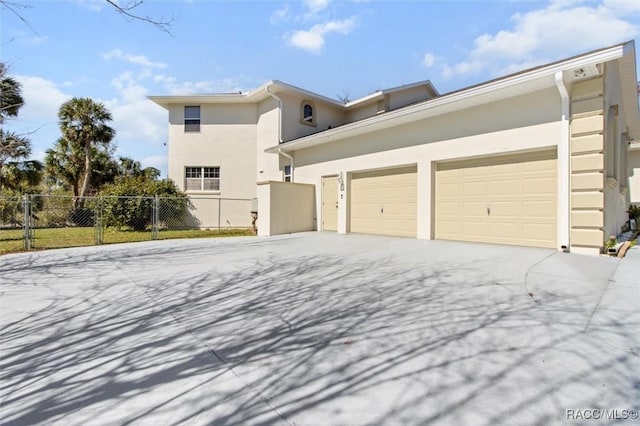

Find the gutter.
xmin=555 ymin=71 xmax=570 ymax=251
xmin=266 ymin=84 xmax=294 ymax=181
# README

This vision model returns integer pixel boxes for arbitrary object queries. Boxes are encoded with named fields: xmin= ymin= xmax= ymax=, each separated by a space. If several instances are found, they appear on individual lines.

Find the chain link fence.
xmin=0 ymin=194 xmax=256 ymax=252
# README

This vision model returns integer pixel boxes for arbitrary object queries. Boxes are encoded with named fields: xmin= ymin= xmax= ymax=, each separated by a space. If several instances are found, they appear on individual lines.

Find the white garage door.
xmin=350 ymin=165 xmax=417 ymax=237
xmin=435 ymin=150 xmax=557 ymax=248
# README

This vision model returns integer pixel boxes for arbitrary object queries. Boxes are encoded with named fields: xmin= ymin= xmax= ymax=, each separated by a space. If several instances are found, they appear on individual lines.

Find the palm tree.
xmin=58 ymin=97 xmax=114 ymax=207
xmin=0 ymin=63 xmax=24 ymax=124
xmin=0 ymin=129 xmax=31 ymax=168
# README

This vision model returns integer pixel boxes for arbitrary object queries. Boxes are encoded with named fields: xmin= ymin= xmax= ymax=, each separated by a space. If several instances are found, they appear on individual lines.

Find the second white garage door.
xmin=350 ymin=165 xmax=417 ymax=237
xmin=435 ymin=150 xmax=557 ymax=248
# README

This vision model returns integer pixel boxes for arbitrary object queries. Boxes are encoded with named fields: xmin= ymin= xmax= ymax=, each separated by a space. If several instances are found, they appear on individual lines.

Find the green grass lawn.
xmin=0 ymin=227 xmax=255 ymax=255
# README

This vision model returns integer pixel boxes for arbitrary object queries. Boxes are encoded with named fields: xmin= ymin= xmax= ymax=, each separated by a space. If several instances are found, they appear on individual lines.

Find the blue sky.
xmin=2 ymin=0 xmax=639 ymax=177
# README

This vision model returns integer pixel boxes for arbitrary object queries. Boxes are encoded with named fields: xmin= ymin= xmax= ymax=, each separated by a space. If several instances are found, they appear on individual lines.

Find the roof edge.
xmin=266 ymin=41 xmax=632 ymax=154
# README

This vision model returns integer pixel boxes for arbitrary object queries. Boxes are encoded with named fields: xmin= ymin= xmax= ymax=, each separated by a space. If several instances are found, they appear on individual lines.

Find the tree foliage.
xmin=1 ymin=159 xmax=43 ymax=193
xmin=99 ymin=176 xmax=190 ymax=231
xmin=0 ymin=63 xmax=24 ymax=124
xmin=0 ymin=63 xmax=42 ymax=192
xmin=56 ymin=97 xmax=115 ymax=206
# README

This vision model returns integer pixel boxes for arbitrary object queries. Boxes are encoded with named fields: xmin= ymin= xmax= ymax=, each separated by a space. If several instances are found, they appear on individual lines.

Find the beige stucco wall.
xmin=279 ymin=93 xmax=345 ymax=142
xmin=256 ymin=98 xmax=282 ymax=182
xmin=629 ymin=148 xmax=640 ymax=204
xmin=256 ymin=181 xmax=316 ymax=236
xmin=388 ymin=85 xmax=434 ymax=110
xmin=285 ymin=87 xmax=563 ymax=243
xmin=345 ymin=101 xmax=380 ymax=123
xmin=167 ymin=103 xmax=258 ymax=200
xmin=181 ymin=197 xmax=254 ymax=229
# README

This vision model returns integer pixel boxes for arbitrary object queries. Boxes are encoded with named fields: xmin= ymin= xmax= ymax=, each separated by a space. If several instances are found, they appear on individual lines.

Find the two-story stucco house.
xmin=150 ymin=40 xmax=640 ymax=255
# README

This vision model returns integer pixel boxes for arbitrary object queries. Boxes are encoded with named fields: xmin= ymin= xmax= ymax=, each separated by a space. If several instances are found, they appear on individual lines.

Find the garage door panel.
xmin=490 ymin=201 xmax=520 ymax=217
xmin=437 ymin=201 xmax=460 ymax=216
xmin=463 ymin=200 xmax=489 ymax=217
xmin=490 ymin=222 xmax=520 ymax=238
xmin=463 ymin=181 xmax=489 ymax=195
xmin=462 ymin=220 xmax=489 ymax=235
xmin=491 ymin=179 xmax=520 ymax=194
xmin=436 ymin=151 xmax=557 ymax=248
xmin=350 ymin=166 xmax=417 ymax=237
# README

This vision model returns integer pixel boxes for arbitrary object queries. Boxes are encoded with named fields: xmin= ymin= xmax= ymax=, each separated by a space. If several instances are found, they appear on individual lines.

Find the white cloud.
xmin=270 ymin=5 xmax=291 ymax=23
xmin=15 ymin=75 xmax=71 ymax=123
xmin=306 ymin=0 xmax=330 ymax=14
xmin=103 ymin=48 xmax=167 ymax=69
xmin=422 ymin=53 xmax=437 ymax=68
xmin=155 ymin=76 xmax=246 ymax=95
xmin=435 ymin=1 xmax=639 ymax=80
xmin=288 ymin=17 xmax=357 ymax=53
xmin=104 ymin=73 xmax=166 ymax=145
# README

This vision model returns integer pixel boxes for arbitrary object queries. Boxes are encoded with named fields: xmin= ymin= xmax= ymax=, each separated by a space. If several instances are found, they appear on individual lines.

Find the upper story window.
xmin=283 ymin=165 xmax=292 ymax=182
xmin=185 ymin=166 xmax=220 ymax=191
xmin=300 ymin=100 xmax=316 ymax=127
xmin=184 ymin=106 xmax=201 ymax=132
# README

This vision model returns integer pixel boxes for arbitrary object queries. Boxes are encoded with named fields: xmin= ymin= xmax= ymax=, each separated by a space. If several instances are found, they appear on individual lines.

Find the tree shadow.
xmin=1 ymin=236 xmax=637 ymax=425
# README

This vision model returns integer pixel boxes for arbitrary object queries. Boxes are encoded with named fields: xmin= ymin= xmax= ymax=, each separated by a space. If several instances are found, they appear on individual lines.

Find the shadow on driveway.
xmin=1 ymin=233 xmax=638 ymax=425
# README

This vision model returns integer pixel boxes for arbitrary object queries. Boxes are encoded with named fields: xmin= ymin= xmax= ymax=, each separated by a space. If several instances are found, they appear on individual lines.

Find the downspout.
xmin=266 ymin=84 xmax=294 ymax=181
xmin=555 ymin=71 xmax=570 ymax=251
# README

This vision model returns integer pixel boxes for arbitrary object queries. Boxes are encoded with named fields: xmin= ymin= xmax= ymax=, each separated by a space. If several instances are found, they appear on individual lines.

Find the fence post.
xmin=152 ymin=195 xmax=159 ymax=240
xmin=94 ymin=197 xmax=103 ymax=245
xmin=22 ymin=194 xmax=31 ymax=250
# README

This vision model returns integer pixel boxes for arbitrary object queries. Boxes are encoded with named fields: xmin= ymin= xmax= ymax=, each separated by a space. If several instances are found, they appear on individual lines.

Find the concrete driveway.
xmin=1 ymin=233 xmax=638 ymax=425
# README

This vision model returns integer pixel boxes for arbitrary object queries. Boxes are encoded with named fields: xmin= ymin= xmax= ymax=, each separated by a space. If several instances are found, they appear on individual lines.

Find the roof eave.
xmin=266 ymin=42 xmax=630 ymax=154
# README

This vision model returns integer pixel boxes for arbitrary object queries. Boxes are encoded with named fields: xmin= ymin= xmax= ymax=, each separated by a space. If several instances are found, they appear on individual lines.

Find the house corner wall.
xmin=569 ymin=77 xmax=605 ymax=255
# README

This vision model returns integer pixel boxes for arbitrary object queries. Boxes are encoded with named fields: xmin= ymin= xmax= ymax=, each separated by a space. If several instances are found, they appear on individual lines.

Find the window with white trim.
xmin=184 ymin=106 xmax=201 ymax=132
xmin=284 ymin=165 xmax=291 ymax=182
xmin=185 ymin=166 xmax=220 ymax=191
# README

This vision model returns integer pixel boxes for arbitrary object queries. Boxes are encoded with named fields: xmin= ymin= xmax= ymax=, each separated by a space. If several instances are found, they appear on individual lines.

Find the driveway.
xmin=1 ymin=233 xmax=638 ymax=425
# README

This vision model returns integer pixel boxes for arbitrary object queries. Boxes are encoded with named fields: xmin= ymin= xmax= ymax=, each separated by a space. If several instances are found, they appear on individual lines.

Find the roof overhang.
xmin=267 ymin=41 xmax=638 ymax=154
xmin=149 ymin=79 xmax=440 ymax=111
xmin=148 ymin=80 xmax=347 ymax=109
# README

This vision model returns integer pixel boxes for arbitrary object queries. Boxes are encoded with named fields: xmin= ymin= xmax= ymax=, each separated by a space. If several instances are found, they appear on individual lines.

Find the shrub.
xmin=99 ymin=177 xmax=191 ymax=231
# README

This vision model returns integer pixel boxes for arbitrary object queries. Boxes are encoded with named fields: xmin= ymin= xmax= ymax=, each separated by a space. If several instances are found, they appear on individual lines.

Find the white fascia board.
xmin=149 ymin=80 xmax=348 ymax=109
xmin=266 ymin=43 xmax=628 ymax=154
